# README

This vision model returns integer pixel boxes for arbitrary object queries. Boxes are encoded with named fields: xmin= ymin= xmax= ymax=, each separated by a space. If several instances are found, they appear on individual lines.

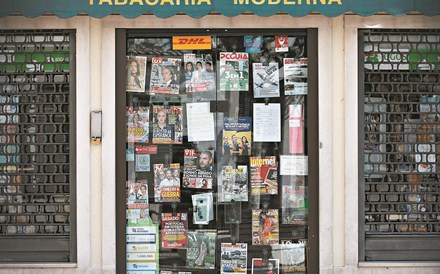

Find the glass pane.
xmin=124 ymin=31 xmax=310 ymax=273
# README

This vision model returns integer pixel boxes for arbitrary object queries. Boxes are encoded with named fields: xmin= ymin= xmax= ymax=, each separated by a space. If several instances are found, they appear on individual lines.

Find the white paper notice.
xmin=253 ymin=103 xmax=281 ymax=142
xmin=186 ymin=102 xmax=215 ymax=142
xmin=280 ymin=155 xmax=308 ymax=176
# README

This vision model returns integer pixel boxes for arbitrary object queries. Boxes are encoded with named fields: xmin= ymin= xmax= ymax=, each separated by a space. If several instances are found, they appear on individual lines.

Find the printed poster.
xmin=126 ymin=215 xmax=159 ymax=274
xmin=251 ymin=258 xmax=280 ymax=274
xmin=161 ymin=212 xmax=188 ymax=249
xmin=275 ymin=35 xmax=289 ymax=52
xmin=152 ymin=104 xmax=183 ymax=144
xmin=134 ymin=145 xmax=158 ymax=173
xmin=250 ymin=156 xmax=278 ymax=195
xmin=220 ymin=243 xmax=247 ymax=274
xmin=218 ymin=165 xmax=248 ymax=202
xmin=283 ymin=58 xmax=308 ymax=95
xmin=127 ymin=180 xmax=149 ymax=210
xmin=154 ymin=163 xmax=181 ymax=203
xmin=184 ymin=53 xmax=215 ymax=93
xmin=186 ymin=231 xmax=216 ymax=269
xmin=127 ymin=106 xmax=149 ymax=143
xmin=126 ymin=56 xmax=147 ymax=92
xmin=182 ymin=149 xmax=214 ymax=189
xmin=219 ymin=52 xmax=249 ymax=91
xmin=223 ymin=116 xmax=252 ymax=156
xmin=149 ymin=56 xmax=181 ymax=95
xmin=252 ymin=63 xmax=280 ymax=98
xmin=251 ymin=209 xmax=279 ymax=245
xmin=281 ymin=240 xmax=306 ymax=273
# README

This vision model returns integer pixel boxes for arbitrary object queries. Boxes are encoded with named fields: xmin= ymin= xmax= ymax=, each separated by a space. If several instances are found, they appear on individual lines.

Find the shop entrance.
xmin=116 ymin=29 xmax=319 ymax=273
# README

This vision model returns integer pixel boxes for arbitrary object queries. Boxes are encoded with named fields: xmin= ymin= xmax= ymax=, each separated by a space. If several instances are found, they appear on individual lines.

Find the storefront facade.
xmin=0 ymin=1 xmax=439 ymax=273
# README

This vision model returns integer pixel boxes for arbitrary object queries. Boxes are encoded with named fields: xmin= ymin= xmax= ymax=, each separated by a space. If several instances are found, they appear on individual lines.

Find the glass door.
xmin=116 ymin=29 xmax=319 ymax=274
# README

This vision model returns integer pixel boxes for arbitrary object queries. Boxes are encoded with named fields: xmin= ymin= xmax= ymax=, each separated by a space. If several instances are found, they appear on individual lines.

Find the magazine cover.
xmin=223 ymin=117 xmax=252 ymax=156
xmin=127 ymin=180 xmax=149 ymax=209
xmin=126 ymin=215 xmax=159 ymax=274
xmin=219 ymin=52 xmax=249 ymax=91
xmin=154 ymin=163 xmax=181 ymax=203
xmin=282 ymin=184 xmax=307 ymax=225
xmin=281 ymin=240 xmax=306 ymax=273
xmin=218 ymin=165 xmax=248 ymax=202
xmin=149 ymin=56 xmax=181 ymax=95
xmin=275 ymin=35 xmax=289 ymax=52
xmin=252 ymin=62 xmax=280 ymax=98
xmin=126 ymin=55 xmax=147 ymax=92
xmin=152 ymin=104 xmax=183 ymax=144
xmin=127 ymin=106 xmax=149 ymax=143
xmin=283 ymin=58 xmax=308 ymax=95
xmin=220 ymin=242 xmax=247 ymax=274
xmin=250 ymin=156 xmax=278 ymax=195
xmin=251 ymin=258 xmax=280 ymax=274
xmin=161 ymin=212 xmax=188 ymax=249
xmin=244 ymin=35 xmax=263 ymax=53
xmin=192 ymin=192 xmax=214 ymax=225
xmin=184 ymin=53 xmax=215 ymax=93
xmin=186 ymin=231 xmax=216 ymax=269
xmin=182 ymin=149 xmax=214 ymax=189
xmin=252 ymin=209 xmax=279 ymax=245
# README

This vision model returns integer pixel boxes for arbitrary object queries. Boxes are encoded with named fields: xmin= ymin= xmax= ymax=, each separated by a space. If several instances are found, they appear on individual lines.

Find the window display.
xmin=120 ymin=30 xmax=315 ymax=273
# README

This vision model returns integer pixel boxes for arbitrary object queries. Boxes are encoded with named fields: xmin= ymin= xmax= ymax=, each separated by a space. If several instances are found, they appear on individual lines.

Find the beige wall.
xmin=0 ymin=13 xmax=439 ymax=274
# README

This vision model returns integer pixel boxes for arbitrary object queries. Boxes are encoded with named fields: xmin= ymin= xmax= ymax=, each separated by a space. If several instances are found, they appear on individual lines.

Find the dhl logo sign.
xmin=172 ymin=36 xmax=212 ymax=50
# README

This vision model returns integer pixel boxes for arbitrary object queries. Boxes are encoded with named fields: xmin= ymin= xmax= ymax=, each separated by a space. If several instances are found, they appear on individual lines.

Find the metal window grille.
xmin=360 ymin=29 xmax=440 ymax=261
xmin=0 ymin=30 xmax=76 ymax=262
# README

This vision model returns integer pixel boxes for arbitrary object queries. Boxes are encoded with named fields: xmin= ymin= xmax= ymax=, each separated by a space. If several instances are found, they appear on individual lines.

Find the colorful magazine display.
xmin=252 ymin=209 xmax=279 ymax=245
xmin=283 ymin=58 xmax=308 ymax=95
xmin=152 ymin=104 xmax=183 ymax=144
xmin=219 ymin=52 xmax=249 ymax=91
xmin=183 ymin=53 xmax=215 ymax=92
xmin=251 ymin=258 xmax=280 ymax=274
xmin=252 ymin=62 xmax=280 ymax=98
xmin=281 ymin=240 xmax=306 ymax=273
xmin=149 ymin=56 xmax=181 ymax=95
xmin=126 ymin=56 xmax=147 ymax=92
xmin=222 ymin=117 xmax=252 ymax=156
xmin=161 ymin=212 xmax=188 ymax=249
xmin=250 ymin=156 xmax=278 ymax=195
xmin=154 ymin=163 xmax=181 ymax=203
xmin=182 ymin=149 xmax=214 ymax=189
xmin=220 ymin=243 xmax=247 ymax=274
xmin=127 ymin=180 xmax=149 ymax=209
xmin=218 ymin=165 xmax=248 ymax=202
xmin=186 ymin=231 xmax=217 ymax=269
xmin=126 ymin=106 xmax=149 ymax=143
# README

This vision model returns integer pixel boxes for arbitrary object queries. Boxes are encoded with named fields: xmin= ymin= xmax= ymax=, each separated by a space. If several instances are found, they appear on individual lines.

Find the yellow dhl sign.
xmin=172 ymin=36 xmax=212 ymax=50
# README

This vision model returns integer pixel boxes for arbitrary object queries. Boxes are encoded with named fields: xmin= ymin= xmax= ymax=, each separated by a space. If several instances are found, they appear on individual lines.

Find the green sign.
xmin=0 ymin=0 xmax=439 ymax=18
